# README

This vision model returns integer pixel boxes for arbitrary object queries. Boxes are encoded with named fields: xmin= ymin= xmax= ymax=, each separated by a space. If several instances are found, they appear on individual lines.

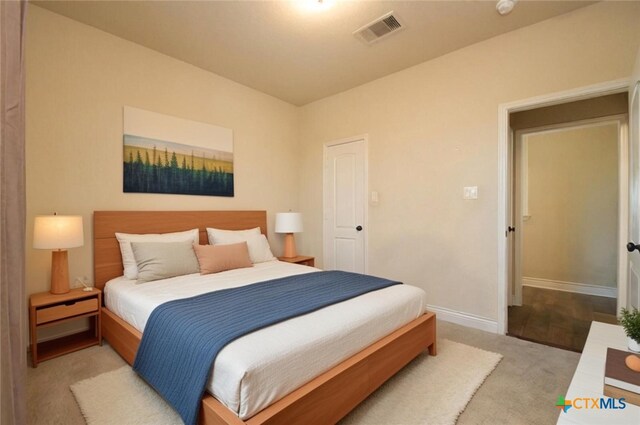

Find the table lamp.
xmin=275 ymin=212 xmax=303 ymax=258
xmin=33 ymin=214 xmax=84 ymax=294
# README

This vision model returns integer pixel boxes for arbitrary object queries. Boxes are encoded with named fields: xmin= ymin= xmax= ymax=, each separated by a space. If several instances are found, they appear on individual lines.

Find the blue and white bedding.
xmin=105 ymin=260 xmax=427 ymax=420
xmin=134 ymin=270 xmax=403 ymax=425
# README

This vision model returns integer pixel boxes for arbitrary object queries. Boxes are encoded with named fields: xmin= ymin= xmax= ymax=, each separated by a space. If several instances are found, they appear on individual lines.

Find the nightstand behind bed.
xmin=277 ymin=255 xmax=315 ymax=267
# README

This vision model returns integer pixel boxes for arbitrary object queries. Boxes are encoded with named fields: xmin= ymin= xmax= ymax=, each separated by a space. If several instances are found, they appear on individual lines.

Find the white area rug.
xmin=340 ymin=339 xmax=502 ymax=424
xmin=70 ymin=366 xmax=182 ymax=425
xmin=71 ymin=339 xmax=501 ymax=425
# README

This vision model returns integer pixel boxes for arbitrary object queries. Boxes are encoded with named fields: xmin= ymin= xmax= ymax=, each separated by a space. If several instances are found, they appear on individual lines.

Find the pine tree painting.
xmin=123 ymin=107 xmax=234 ymax=197
xmin=124 ymin=135 xmax=234 ymax=196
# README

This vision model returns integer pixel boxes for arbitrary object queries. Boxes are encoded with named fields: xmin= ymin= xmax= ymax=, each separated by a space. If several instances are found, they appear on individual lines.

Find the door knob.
xmin=627 ymin=242 xmax=640 ymax=253
xmin=507 ymin=226 xmax=515 ymax=233
xmin=356 ymin=225 xmax=363 ymax=231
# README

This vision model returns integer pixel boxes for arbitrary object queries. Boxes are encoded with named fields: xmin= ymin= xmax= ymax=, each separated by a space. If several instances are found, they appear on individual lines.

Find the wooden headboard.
xmin=93 ymin=210 xmax=267 ymax=290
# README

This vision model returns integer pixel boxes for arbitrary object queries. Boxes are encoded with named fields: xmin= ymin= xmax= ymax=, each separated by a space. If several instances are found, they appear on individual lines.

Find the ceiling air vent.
xmin=353 ymin=12 xmax=404 ymax=45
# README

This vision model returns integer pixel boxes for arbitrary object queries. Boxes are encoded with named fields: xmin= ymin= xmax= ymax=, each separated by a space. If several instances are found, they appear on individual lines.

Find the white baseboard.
xmin=427 ymin=304 xmax=498 ymax=334
xmin=522 ymin=277 xmax=617 ymax=298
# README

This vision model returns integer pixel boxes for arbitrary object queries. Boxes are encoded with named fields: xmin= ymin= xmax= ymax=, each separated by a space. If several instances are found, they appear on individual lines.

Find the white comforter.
xmin=105 ymin=260 xmax=427 ymax=419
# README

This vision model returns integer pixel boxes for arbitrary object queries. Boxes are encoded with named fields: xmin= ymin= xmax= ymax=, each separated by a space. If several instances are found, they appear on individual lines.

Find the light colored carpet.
xmin=70 ymin=339 xmax=501 ymax=425
xmin=28 ymin=321 xmax=580 ymax=425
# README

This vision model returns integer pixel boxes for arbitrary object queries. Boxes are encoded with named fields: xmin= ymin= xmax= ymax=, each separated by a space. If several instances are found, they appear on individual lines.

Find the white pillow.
xmin=206 ymin=227 xmax=275 ymax=263
xmin=116 ymin=228 xmax=199 ymax=280
xmin=244 ymin=234 xmax=276 ymax=263
xmin=206 ymin=227 xmax=261 ymax=244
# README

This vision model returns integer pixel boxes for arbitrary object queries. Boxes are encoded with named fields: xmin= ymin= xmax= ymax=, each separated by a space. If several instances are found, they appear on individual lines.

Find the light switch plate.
xmin=463 ymin=186 xmax=478 ymax=200
xmin=370 ymin=191 xmax=379 ymax=205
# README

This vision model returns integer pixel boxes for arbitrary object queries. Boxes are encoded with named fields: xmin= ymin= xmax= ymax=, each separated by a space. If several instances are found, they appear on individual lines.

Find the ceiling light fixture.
xmin=496 ymin=0 xmax=517 ymax=16
xmin=298 ymin=0 xmax=334 ymax=12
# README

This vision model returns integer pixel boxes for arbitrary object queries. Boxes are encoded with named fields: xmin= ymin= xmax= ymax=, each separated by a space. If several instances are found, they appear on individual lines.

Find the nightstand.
xmin=29 ymin=288 xmax=102 ymax=367
xmin=277 ymin=255 xmax=315 ymax=267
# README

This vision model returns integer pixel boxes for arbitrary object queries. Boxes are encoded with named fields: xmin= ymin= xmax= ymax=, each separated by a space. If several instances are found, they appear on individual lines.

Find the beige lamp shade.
xmin=275 ymin=212 xmax=303 ymax=234
xmin=34 ymin=215 xmax=84 ymax=295
xmin=33 ymin=215 xmax=84 ymax=250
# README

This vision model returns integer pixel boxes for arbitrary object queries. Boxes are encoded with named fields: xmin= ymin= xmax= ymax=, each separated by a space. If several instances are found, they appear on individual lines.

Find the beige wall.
xmin=26 ymin=4 xmax=299 ymax=306
xmin=297 ymin=2 xmax=640 ymax=321
xmin=26 ymin=2 xmax=640 ymax=329
xmin=522 ymin=124 xmax=618 ymax=287
xmin=635 ymin=45 xmax=640 ymax=81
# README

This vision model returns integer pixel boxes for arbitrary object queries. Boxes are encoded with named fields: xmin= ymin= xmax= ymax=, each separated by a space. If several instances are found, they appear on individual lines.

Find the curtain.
xmin=0 ymin=1 xmax=27 ymax=424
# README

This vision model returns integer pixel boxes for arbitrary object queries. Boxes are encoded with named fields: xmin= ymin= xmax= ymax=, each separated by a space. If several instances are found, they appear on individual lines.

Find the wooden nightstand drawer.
xmin=36 ymin=298 xmax=98 ymax=325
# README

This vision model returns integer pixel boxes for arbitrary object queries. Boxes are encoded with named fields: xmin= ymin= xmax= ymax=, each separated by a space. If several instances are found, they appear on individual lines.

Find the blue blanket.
xmin=133 ymin=270 xmax=401 ymax=425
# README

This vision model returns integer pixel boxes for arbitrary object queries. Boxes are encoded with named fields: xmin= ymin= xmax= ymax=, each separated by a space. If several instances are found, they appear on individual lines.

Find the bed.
xmin=94 ymin=210 xmax=437 ymax=425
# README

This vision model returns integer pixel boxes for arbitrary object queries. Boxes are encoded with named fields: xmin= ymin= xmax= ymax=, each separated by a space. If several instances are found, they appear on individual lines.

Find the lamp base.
xmin=50 ymin=250 xmax=70 ymax=295
xmin=282 ymin=233 xmax=297 ymax=258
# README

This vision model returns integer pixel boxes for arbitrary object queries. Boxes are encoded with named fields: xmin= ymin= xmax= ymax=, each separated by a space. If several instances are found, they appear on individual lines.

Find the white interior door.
xmin=512 ymin=130 xmax=524 ymax=306
xmin=507 ymin=128 xmax=516 ymax=306
xmin=323 ymin=139 xmax=366 ymax=273
xmin=627 ymin=82 xmax=640 ymax=309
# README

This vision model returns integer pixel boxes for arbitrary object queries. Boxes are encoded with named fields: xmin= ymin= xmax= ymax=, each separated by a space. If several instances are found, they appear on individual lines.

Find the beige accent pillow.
xmin=130 ymin=241 xmax=200 ymax=283
xmin=193 ymin=242 xmax=253 ymax=275
xmin=116 ymin=228 xmax=199 ymax=280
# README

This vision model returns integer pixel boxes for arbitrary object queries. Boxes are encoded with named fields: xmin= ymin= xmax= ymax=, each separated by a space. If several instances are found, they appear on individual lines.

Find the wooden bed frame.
xmin=94 ymin=210 xmax=437 ymax=425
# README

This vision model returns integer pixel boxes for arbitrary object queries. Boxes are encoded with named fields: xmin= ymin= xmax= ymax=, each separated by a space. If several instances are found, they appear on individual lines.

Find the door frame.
xmin=511 ymin=117 xmax=629 ymax=309
xmin=497 ymin=78 xmax=630 ymax=334
xmin=322 ymin=134 xmax=369 ymax=274
xmin=630 ymin=81 xmax=640 ymax=309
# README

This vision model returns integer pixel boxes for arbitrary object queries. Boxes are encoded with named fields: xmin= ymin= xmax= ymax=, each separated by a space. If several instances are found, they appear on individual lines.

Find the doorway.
xmin=497 ymin=79 xmax=633 ymax=338
xmin=508 ymin=119 xmax=624 ymax=351
xmin=323 ymin=136 xmax=368 ymax=273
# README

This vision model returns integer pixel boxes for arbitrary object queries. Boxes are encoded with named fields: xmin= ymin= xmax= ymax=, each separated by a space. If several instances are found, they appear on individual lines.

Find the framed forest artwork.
xmin=123 ymin=106 xmax=234 ymax=197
